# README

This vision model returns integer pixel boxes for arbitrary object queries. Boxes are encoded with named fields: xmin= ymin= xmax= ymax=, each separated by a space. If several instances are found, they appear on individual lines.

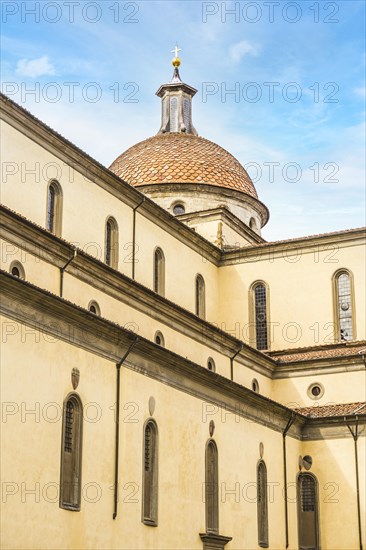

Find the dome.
xmin=109 ymin=132 xmax=258 ymax=199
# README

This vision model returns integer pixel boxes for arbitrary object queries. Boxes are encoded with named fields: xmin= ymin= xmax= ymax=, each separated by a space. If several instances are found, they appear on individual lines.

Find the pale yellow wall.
xmin=0 ymin=237 xmax=60 ymax=295
xmin=1 ymin=314 xmax=333 ymax=550
xmin=273 ymin=369 xmax=366 ymax=408
xmin=301 ymin=438 xmax=366 ymax=550
xmin=3 ymin=315 xmax=362 ymax=549
xmin=219 ymin=243 xmax=366 ymax=350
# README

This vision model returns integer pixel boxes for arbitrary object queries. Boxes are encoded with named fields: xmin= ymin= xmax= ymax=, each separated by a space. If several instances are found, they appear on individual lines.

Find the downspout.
xmin=345 ymin=416 xmax=363 ymax=550
xmin=113 ymin=336 xmax=139 ymax=520
xmin=230 ymin=344 xmax=243 ymax=381
xmin=60 ymin=249 xmax=77 ymax=297
xmin=283 ymin=412 xmax=295 ymax=549
xmin=132 ymin=198 xmax=145 ymax=280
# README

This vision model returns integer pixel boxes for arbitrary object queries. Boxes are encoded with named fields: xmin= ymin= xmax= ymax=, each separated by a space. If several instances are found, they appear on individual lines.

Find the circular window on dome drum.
xmin=307 ymin=382 xmax=324 ymax=400
xmin=173 ymin=203 xmax=185 ymax=215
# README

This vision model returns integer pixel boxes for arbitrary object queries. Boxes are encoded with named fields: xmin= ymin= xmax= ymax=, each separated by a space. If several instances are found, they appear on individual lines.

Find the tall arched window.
xmin=333 ymin=269 xmax=355 ymax=341
xmin=105 ymin=217 xmax=119 ymax=269
xmin=60 ymin=394 xmax=83 ymax=511
xmin=153 ymin=248 xmax=165 ymax=296
xmin=196 ymin=274 xmax=206 ymax=319
xmin=205 ymin=439 xmax=218 ymax=534
xmin=297 ymin=473 xmax=319 ymax=550
xmin=142 ymin=419 xmax=158 ymax=526
xmin=46 ymin=180 xmax=63 ymax=236
xmin=250 ymin=282 xmax=269 ymax=350
xmin=257 ymin=460 xmax=269 ymax=548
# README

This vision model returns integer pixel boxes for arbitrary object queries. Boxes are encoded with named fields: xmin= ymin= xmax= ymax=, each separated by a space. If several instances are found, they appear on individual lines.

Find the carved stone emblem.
xmin=148 ymin=396 xmax=155 ymax=416
xmin=259 ymin=442 xmax=264 ymax=458
xmin=71 ymin=368 xmax=80 ymax=390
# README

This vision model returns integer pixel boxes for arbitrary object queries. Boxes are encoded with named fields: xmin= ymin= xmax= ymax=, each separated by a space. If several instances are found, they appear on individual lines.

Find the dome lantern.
xmin=156 ymin=45 xmax=198 ymax=135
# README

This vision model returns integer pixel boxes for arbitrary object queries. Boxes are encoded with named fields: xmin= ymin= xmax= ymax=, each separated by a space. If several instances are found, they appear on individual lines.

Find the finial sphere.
xmin=172 ymin=57 xmax=181 ymax=67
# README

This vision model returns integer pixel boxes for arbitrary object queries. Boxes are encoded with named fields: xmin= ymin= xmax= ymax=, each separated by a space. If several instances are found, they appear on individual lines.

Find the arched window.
xmin=142 ymin=419 xmax=158 ymax=526
xmin=105 ymin=217 xmax=119 ymax=269
xmin=297 ymin=473 xmax=319 ymax=550
xmin=88 ymin=300 xmax=101 ymax=316
xmin=46 ymin=180 xmax=63 ymax=236
xmin=250 ymin=282 xmax=269 ymax=350
xmin=205 ymin=439 xmax=218 ymax=534
xmin=207 ymin=358 xmax=216 ymax=372
xmin=257 ymin=460 xmax=269 ymax=548
xmin=195 ymin=274 xmax=206 ymax=319
xmin=153 ymin=248 xmax=165 ymax=296
xmin=154 ymin=331 xmax=165 ymax=347
xmin=173 ymin=203 xmax=185 ymax=215
xmin=9 ymin=261 xmax=25 ymax=279
xmin=252 ymin=379 xmax=259 ymax=393
xmin=60 ymin=394 xmax=83 ymax=511
xmin=333 ymin=269 xmax=355 ymax=341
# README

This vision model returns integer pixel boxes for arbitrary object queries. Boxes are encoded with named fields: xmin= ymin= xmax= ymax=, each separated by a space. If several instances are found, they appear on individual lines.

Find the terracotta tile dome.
xmin=109 ymin=132 xmax=258 ymax=199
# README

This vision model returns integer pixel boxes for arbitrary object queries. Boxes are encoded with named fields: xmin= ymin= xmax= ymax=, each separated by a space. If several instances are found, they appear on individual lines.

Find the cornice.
xmin=177 ymin=207 xmax=265 ymax=245
xmin=222 ymin=228 xmax=366 ymax=265
xmin=301 ymin=415 xmax=366 ymax=441
xmin=0 ymin=204 xmax=274 ymax=377
xmin=1 ymin=205 xmax=364 ymax=380
xmin=2 ymin=271 xmax=363 ymax=441
xmin=0 ymin=271 xmax=303 ymax=438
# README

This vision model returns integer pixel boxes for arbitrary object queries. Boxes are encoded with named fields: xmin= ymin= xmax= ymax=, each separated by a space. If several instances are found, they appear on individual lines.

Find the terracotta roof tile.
xmin=109 ymin=133 xmax=258 ymax=198
xmin=295 ymin=402 xmax=366 ymax=418
xmin=268 ymin=341 xmax=366 ymax=363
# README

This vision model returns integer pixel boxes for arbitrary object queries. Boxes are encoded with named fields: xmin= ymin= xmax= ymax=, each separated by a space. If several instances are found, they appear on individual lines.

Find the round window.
xmin=307 ymin=382 xmax=324 ymax=400
xmin=173 ymin=203 xmax=185 ymax=215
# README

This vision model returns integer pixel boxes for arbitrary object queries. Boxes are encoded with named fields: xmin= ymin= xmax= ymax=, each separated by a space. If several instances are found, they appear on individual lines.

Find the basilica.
xmin=1 ymin=52 xmax=365 ymax=550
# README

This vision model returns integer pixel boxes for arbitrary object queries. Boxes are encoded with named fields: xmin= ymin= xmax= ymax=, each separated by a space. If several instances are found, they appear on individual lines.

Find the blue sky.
xmin=1 ymin=0 xmax=365 ymax=240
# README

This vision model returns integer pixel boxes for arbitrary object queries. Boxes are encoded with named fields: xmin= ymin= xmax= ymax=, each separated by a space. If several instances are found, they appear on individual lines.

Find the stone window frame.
xmin=296 ymin=472 xmax=320 ymax=550
xmin=196 ymin=274 xmax=206 ymax=320
xmin=205 ymin=438 xmax=219 ymax=534
xmin=9 ymin=260 xmax=25 ymax=279
xmin=46 ymin=179 xmax=63 ymax=236
xmin=88 ymin=300 xmax=101 ymax=316
xmin=249 ymin=281 xmax=271 ymax=351
xmin=59 ymin=393 xmax=83 ymax=511
xmin=207 ymin=357 xmax=216 ymax=372
xmin=257 ymin=459 xmax=269 ymax=548
xmin=332 ymin=268 xmax=356 ymax=342
xmin=154 ymin=331 xmax=165 ymax=347
xmin=142 ymin=418 xmax=159 ymax=526
xmin=105 ymin=216 xmax=119 ymax=269
xmin=153 ymin=247 xmax=165 ymax=296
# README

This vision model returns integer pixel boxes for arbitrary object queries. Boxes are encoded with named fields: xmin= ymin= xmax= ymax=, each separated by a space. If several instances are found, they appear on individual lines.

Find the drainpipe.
xmin=113 ymin=336 xmax=139 ymax=520
xmin=132 ymin=198 xmax=145 ymax=280
xmin=60 ymin=249 xmax=77 ymax=297
xmin=345 ymin=416 xmax=363 ymax=550
xmin=230 ymin=344 xmax=243 ymax=381
xmin=283 ymin=412 xmax=295 ymax=549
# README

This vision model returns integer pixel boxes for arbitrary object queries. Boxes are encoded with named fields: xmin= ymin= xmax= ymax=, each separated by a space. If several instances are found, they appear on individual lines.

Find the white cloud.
xmin=229 ymin=41 xmax=260 ymax=63
xmin=16 ymin=56 xmax=55 ymax=78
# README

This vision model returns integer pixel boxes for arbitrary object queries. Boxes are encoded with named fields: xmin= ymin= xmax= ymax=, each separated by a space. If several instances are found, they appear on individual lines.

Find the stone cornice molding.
xmin=2 ymin=271 xmax=365 ymax=441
